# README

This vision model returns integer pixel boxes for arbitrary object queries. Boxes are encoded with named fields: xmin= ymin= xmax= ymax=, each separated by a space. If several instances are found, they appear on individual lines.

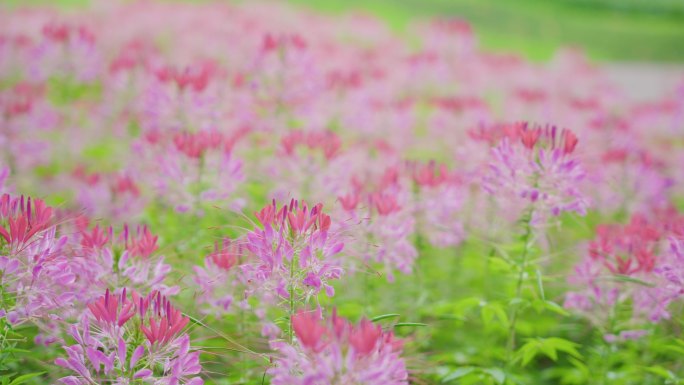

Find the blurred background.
xmin=5 ymin=0 xmax=684 ymax=60
xmin=4 ymin=0 xmax=684 ymax=99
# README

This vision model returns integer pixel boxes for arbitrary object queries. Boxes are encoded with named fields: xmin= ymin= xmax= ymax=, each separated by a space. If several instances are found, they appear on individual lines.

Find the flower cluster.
xmin=68 ymin=166 xmax=145 ymax=222
xmin=0 ymin=193 xmax=77 ymax=325
xmin=56 ymin=288 xmax=202 ymax=385
xmin=269 ymin=310 xmax=408 ymax=385
xmin=192 ymin=238 xmax=245 ymax=315
xmin=73 ymin=219 xmax=178 ymax=300
xmin=335 ymin=165 xmax=419 ymax=281
xmin=411 ymin=161 xmax=466 ymax=248
xmin=134 ymin=129 xmax=246 ymax=215
xmin=564 ymin=213 xmax=684 ymax=338
xmin=1 ymin=0 xmax=684 ymax=383
xmin=239 ymin=199 xmax=344 ymax=305
xmin=483 ymin=122 xmax=588 ymax=225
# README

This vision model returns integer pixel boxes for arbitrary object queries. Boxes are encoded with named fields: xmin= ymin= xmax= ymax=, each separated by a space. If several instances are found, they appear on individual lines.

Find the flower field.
xmin=1 ymin=1 xmax=684 ymax=384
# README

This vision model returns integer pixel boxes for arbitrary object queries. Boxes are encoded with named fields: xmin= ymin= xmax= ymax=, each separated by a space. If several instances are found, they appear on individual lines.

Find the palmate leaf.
xmin=515 ymin=337 xmax=582 ymax=367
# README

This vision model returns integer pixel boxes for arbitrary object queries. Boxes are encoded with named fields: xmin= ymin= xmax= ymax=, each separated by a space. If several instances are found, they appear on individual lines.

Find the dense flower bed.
xmin=1 ymin=1 xmax=683 ymax=384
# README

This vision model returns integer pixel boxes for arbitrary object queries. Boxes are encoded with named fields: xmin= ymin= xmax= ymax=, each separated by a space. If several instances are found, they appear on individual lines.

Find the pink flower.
xmin=483 ymin=122 xmax=588 ymax=225
xmin=565 ymin=213 xmax=684 ymax=334
xmin=348 ymin=319 xmax=382 ymax=356
xmin=73 ymin=220 xmax=178 ymax=300
xmin=87 ymin=289 xmax=136 ymax=327
xmin=140 ymin=292 xmax=190 ymax=346
xmin=269 ymin=309 xmax=408 ymax=385
xmin=0 ymin=194 xmax=78 ymax=325
xmin=56 ymin=288 xmax=202 ymax=385
xmin=292 ymin=310 xmax=327 ymax=352
xmin=0 ymin=194 xmax=53 ymax=250
xmin=191 ymin=239 xmax=245 ymax=315
xmin=239 ymin=199 xmax=344 ymax=306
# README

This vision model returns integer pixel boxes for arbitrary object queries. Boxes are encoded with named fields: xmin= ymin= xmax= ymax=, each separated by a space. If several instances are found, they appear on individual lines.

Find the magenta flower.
xmin=336 ymin=181 xmax=418 ymax=281
xmin=69 ymin=166 xmax=146 ymax=223
xmin=483 ymin=123 xmax=588 ymax=225
xmin=192 ymin=239 xmax=246 ymax=315
xmin=411 ymin=161 xmax=466 ymax=248
xmin=0 ymin=194 xmax=79 ymax=325
xmin=269 ymin=309 xmax=409 ymax=385
xmin=87 ymin=289 xmax=136 ymax=328
xmin=239 ymin=199 xmax=344 ymax=306
xmin=565 ymin=213 xmax=684 ymax=337
xmin=73 ymin=220 xmax=178 ymax=300
xmin=56 ymin=288 xmax=203 ymax=385
xmin=134 ymin=129 xmax=245 ymax=215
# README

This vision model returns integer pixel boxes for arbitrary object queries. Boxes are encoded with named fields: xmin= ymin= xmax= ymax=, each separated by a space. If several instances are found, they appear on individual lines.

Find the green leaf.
xmin=481 ymin=302 xmax=509 ymax=328
xmin=371 ymin=313 xmax=401 ymax=322
xmin=442 ymin=367 xmax=475 ymax=382
xmin=610 ymin=274 xmax=656 ymax=287
xmin=536 ymin=269 xmax=545 ymax=300
xmin=9 ymin=372 xmax=45 ymax=385
xmin=394 ymin=322 xmax=428 ymax=328
xmin=453 ymin=297 xmax=482 ymax=316
xmin=539 ymin=342 xmax=558 ymax=361
xmin=644 ymin=366 xmax=676 ymax=380
xmin=543 ymin=300 xmax=570 ymax=316
xmin=645 ymin=365 xmax=677 ymax=380
xmin=545 ymin=338 xmax=582 ymax=359
xmin=482 ymin=368 xmax=506 ymax=384
xmin=525 ymin=343 xmax=541 ymax=366
xmin=666 ymin=345 xmax=684 ymax=355
xmin=515 ymin=338 xmax=582 ymax=367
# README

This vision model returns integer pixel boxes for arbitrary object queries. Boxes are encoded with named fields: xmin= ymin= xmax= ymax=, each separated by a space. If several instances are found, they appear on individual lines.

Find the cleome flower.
xmin=72 ymin=219 xmax=179 ymax=301
xmin=268 ymin=309 xmax=409 ymax=385
xmin=56 ymin=288 xmax=202 ymax=385
xmin=482 ymin=122 xmax=589 ymax=225
xmin=191 ymin=238 xmax=246 ymax=315
xmin=564 ymin=213 xmax=684 ymax=339
xmin=239 ymin=199 xmax=344 ymax=306
xmin=0 ymin=193 xmax=78 ymax=325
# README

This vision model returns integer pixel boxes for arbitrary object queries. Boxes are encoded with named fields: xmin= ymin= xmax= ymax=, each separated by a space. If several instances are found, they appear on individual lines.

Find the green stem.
xmin=506 ymin=209 xmax=534 ymax=363
xmin=288 ymin=256 xmax=295 ymax=344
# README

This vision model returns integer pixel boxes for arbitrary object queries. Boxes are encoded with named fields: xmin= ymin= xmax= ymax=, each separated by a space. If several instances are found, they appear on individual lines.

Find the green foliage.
xmin=514 ymin=337 xmax=582 ymax=367
xmin=46 ymin=77 xmax=102 ymax=106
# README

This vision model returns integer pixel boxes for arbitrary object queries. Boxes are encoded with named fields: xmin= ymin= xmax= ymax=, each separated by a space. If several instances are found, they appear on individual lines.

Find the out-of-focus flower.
xmin=192 ymin=238 xmax=246 ymax=315
xmin=483 ymin=122 xmax=588 ymax=225
xmin=268 ymin=309 xmax=408 ymax=385
xmin=134 ymin=129 xmax=245 ymax=215
xmin=335 ymin=166 xmax=418 ymax=281
xmin=72 ymin=220 xmax=178 ymax=300
xmin=411 ymin=161 xmax=466 ymax=248
xmin=70 ymin=166 xmax=146 ymax=222
xmin=591 ymin=146 xmax=673 ymax=215
xmin=565 ymin=213 xmax=684 ymax=338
